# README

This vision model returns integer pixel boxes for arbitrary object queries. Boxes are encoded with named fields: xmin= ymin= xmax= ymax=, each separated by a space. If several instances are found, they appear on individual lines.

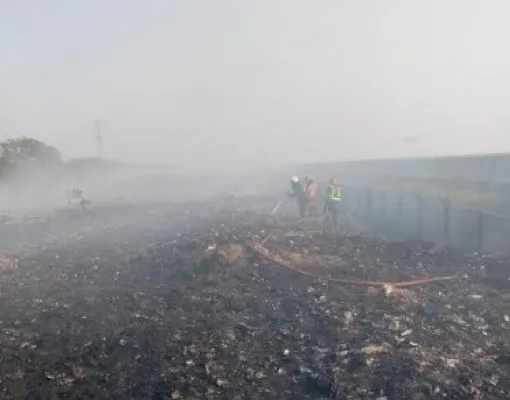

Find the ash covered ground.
xmin=0 ymin=194 xmax=510 ymax=399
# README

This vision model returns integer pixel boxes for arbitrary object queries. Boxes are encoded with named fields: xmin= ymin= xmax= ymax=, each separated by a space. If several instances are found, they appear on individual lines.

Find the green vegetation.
xmin=0 ymin=137 xmax=61 ymax=178
xmin=0 ymin=137 xmax=141 ymax=181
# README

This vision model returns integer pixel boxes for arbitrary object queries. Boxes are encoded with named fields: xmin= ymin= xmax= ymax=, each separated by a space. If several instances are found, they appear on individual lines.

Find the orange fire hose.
xmin=247 ymin=243 xmax=456 ymax=288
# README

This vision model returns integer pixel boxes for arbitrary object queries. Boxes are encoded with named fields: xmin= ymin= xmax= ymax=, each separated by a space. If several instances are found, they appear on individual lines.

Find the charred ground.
xmin=0 ymin=196 xmax=510 ymax=399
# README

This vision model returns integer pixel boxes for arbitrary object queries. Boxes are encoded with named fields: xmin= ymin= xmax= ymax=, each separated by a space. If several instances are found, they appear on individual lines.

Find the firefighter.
xmin=69 ymin=188 xmax=91 ymax=212
xmin=324 ymin=176 xmax=342 ymax=233
xmin=288 ymin=176 xmax=307 ymax=218
xmin=304 ymin=177 xmax=320 ymax=217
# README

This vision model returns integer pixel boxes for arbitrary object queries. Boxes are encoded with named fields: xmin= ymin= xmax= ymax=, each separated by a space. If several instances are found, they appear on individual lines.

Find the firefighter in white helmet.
xmin=288 ymin=176 xmax=307 ymax=218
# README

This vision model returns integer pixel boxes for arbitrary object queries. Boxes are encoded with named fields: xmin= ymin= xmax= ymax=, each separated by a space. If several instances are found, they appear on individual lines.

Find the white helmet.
xmin=291 ymin=176 xmax=299 ymax=183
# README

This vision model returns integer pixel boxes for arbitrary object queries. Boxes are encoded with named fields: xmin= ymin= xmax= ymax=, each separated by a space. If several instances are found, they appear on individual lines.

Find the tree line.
xmin=0 ymin=137 xmax=61 ymax=180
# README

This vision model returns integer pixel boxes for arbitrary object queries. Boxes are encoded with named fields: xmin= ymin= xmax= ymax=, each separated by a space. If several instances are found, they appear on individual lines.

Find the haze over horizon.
xmin=2 ymin=0 xmax=510 ymax=172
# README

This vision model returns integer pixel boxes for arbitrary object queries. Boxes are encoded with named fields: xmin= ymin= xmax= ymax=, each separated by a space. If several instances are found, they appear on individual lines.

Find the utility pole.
xmin=94 ymin=119 xmax=102 ymax=158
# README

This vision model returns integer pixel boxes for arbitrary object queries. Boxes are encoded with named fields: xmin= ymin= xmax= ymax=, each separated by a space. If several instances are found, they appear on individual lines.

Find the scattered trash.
xmin=389 ymin=319 xmax=400 ymax=331
xmin=361 ymin=344 xmax=388 ymax=355
xmin=401 ymin=329 xmax=413 ymax=337
xmin=206 ymin=244 xmax=217 ymax=252
xmin=445 ymin=358 xmax=459 ymax=368
xmin=299 ymin=365 xmax=314 ymax=375
xmin=344 ymin=311 xmax=354 ymax=326
xmin=215 ymin=379 xmax=228 ymax=388
xmin=0 ymin=197 xmax=509 ymax=397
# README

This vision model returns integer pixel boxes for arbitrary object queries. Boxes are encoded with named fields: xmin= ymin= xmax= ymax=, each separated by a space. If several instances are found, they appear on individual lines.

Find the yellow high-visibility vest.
xmin=328 ymin=185 xmax=341 ymax=201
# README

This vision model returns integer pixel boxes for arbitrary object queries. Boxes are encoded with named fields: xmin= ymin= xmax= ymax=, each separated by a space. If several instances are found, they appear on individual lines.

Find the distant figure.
xmin=304 ymin=177 xmax=320 ymax=217
xmin=68 ymin=188 xmax=91 ymax=211
xmin=324 ymin=177 xmax=342 ymax=233
xmin=288 ymin=176 xmax=307 ymax=218
xmin=72 ymin=188 xmax=84 ymax=200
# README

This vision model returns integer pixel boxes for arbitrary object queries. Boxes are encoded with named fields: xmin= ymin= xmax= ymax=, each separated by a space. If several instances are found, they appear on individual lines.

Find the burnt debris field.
xmin=1 ymin=196 xmax=510 ymax=399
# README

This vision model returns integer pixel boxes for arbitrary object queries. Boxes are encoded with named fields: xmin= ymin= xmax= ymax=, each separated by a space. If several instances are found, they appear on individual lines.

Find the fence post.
xmin=416 ymin=193 xmax=424 ymax=239
xmin=439 ymin=196 xmax=451 ymax=242
xmin=477 ymin=210 xmax=484 ymax=253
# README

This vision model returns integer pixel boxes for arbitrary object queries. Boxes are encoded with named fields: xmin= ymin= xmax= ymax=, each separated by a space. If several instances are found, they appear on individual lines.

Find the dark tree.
xmin=0 ymin=137 xmax=61 ymax=178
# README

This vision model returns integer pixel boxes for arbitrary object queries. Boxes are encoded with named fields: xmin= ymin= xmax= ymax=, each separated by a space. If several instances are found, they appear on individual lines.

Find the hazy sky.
xmin=1 ymin=1 xmax=510 ymax=170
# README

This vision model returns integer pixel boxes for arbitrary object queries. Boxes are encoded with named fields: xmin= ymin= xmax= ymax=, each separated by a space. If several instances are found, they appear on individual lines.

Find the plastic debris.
xmin=1 ymin=196 xmax=510 ymax=398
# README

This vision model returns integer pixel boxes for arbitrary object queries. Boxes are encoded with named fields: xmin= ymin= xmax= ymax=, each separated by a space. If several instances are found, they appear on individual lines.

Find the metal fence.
xmin=342 ymin=186 xmax=510 ymax=255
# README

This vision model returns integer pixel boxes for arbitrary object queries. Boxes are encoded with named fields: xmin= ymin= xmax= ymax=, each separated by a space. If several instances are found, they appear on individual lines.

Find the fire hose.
xmin=247 ymin=242 xmax=456 ymax=288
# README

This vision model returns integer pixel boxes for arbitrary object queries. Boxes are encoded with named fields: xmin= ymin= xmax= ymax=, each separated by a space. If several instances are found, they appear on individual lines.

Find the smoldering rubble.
xmin=0 ymin=196 xmax=509 ymax=399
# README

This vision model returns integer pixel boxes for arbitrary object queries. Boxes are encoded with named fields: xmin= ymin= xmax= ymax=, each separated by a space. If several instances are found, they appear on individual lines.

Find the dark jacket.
xmin=289 ymin=181 xmax=307 ymax=203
